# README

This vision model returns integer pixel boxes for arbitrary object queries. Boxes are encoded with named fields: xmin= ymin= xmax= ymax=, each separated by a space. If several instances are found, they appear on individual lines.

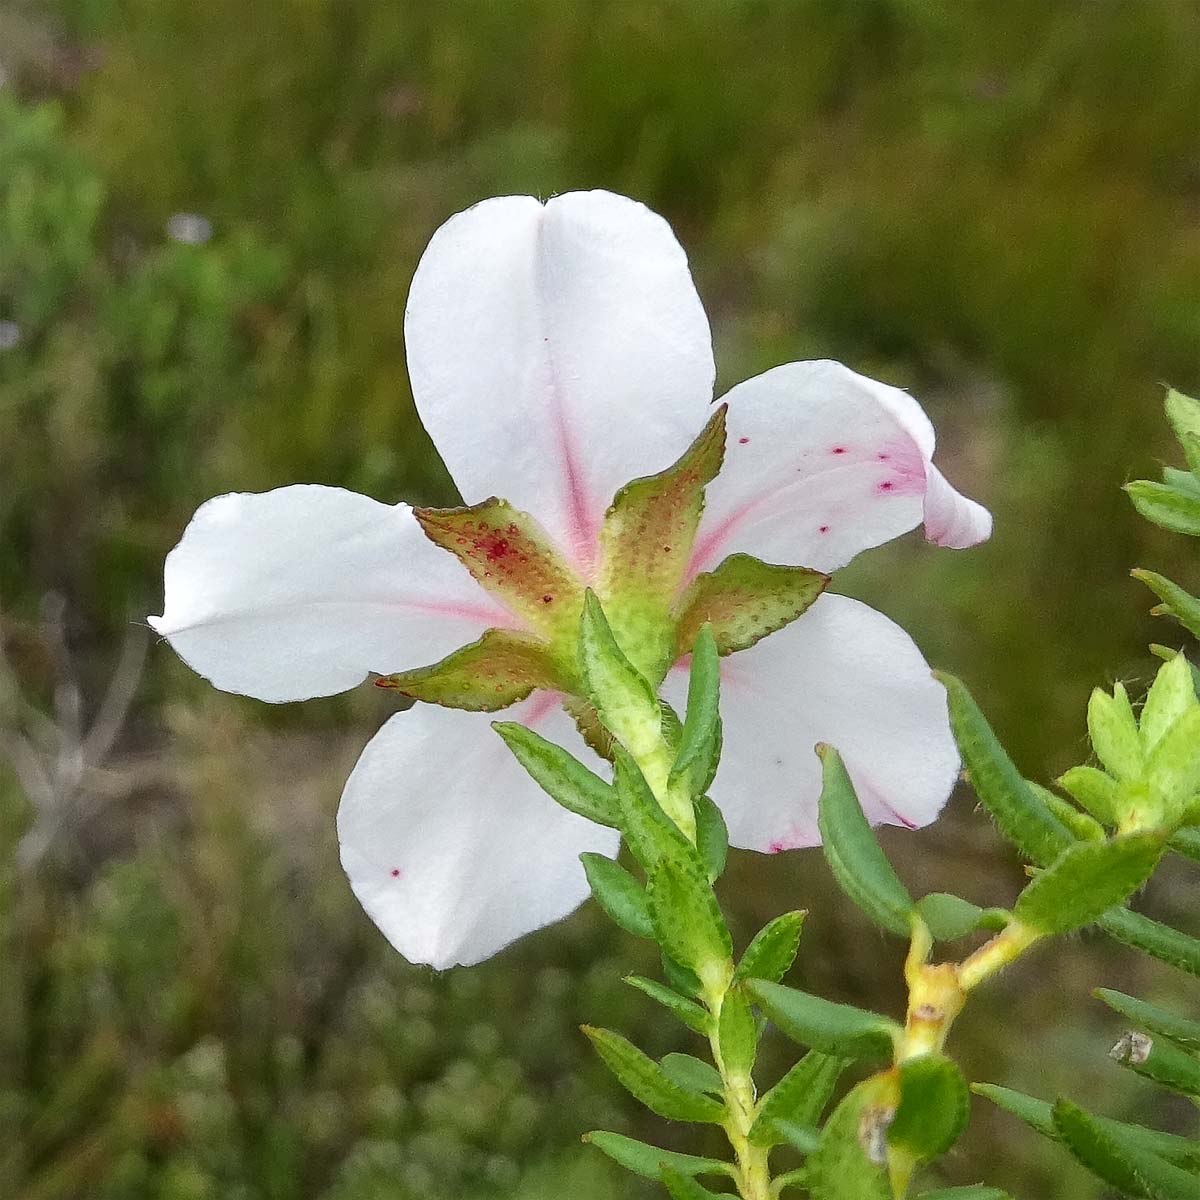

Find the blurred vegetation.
xmin=1 ymin=0 xmax=1199 ymax=1195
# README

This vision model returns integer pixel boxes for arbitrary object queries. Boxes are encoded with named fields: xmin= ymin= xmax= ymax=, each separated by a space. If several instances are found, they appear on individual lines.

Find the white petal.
xmin=664 ymin=593 xmax=959 ymax=852
xmin=691 ymin=360 xmax=990 ymax=575
xmin=338 ymin=697 xmax=620 ymax=968
xmin=150 ymin=485 xmax=511 ymax=703
xmin=405 ymin=190 xmax=715 ymax=568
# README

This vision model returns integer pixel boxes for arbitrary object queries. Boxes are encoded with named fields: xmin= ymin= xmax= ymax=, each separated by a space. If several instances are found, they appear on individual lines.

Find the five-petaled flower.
xmin=150 ymin=190 xmax=990 ymax=969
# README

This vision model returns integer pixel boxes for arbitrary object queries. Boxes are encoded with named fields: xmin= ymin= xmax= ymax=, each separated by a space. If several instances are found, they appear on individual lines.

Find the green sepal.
xmin=917 ymin=1189 xmax=1011 ymax=1200
xmin=1029 ymin=781 xmax=1105 ymax=841
xmin=938 ymin=673 xmax=1072 ymax=865
xmin=1166 ymin=388 xmax=1200 ymax=476
xmin=659 ymin=1053 xmax=723 ymax=1095
xmin=1100 ymin=908 xmax=1200 ymax=978
xmin=889 ymin=1054 xmax=970 ymax=1162
xmin=494 ymin=721 xmax=620 ymax=826
xmin=582 ymin=1027 xmax=726 ymax=1124
xmin=580 ymin=590 xmax=664 ymax=759
xmin=415 ymin=498 xmax=584 ymax=640
xmin=974 ymin=1083 xmax=1200 ymax=1171
xmin=817 ymin=744 xmax=915 ymax=937
xmin=624 ymin=975 xmax=710 ymax=1034
xmin=378 ymin=629 xmax=564 ymax=710
xmin=1053 ymin=1098 xmax=1200 ymax=1199
xmin=1134 ymin=570 xmax=1200 ymax=640
xmin=916 ymin=893 xmax=1003 ymax=942
xmin=670 ymin=625 xmax=722 ymax=801
xmin=746 ymin=979 xmax=900 ymax=1061
xmin=733 ymin=911 xmax=806 ymax=985
xmin=1097 ymin=988 xmax=1200 ymax=1051
xmin=673 ymin=553 xmax=829 ymax=657
xmin=694 ymin=795 xmax=729 ymax=882
xmin=647 ymin=855 xmax=733 ymax=981
xmin=581 ymin=1131 xmax=734 ymax=1181
xmin=596 ymin=405 xmax=727 ymax=682
xmin=717 ymin=987 xmax=757 ymax=1080
xmin=580 ymin=853 xmax=653 ymax=938
xmin=805 ymin=1076 xmax=895 ymax=1200
xmin=613 ymin=746 xmax=695 ymax=872
xmin=748 ymin=1051 xmax=845 ymax=1147
xmin=1146 ymin=706 xmax=1200 ymax=823
xmin=1087 ymin=683 xmax=1143 ymax=781
xmin=1141 ymin=653 xmax=1197 ymax=753
xmin=1126 ymin=479 xmax=1200 ymax=537
xmin=1057 ymin=765 xmax=1120 ymax=826
xmin=660 ymin=1168 xmax=726 ymax=1200
xmin=1110 ymin=1027 xmax=1200 ymax=1099
xmin=1013 ymin=833 xmax=1163 ymax=935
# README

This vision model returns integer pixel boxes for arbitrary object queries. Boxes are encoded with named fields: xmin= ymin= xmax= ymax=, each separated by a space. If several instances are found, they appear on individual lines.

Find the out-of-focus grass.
xmin=1 ymin=0 xmax=1199 ymax=1195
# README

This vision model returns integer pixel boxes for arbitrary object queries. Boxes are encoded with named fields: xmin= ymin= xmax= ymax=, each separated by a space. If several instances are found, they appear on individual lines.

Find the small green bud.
xmin=1086 ymin=683 xmax=1143 ymax=781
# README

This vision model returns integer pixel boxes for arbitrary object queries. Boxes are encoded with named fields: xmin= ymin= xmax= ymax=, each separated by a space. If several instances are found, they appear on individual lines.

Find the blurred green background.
xmin=2 ymin=0 xmax=1199 ymax=1196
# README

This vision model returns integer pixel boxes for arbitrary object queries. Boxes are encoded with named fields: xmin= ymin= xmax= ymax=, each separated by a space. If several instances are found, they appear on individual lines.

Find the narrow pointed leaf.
xmin=917 ymin=1189 xmax=1011 ymax=1200
xmin=749 ymin=1051 xmax=846 ymax=1147
xmin=717 ymin=987 xmax=758 ymax=1080
xmin=660 ymin=1168 xmax=726 ymax=1200
xmin=1100 ymin=908 xmax=1200 ymax=978
xmin=1165 ymin=389 xmax=1200 ymax=475
xmin=660 ymin=1053 xmax=723 ymax=1095
xmin=663 ymin=952 xmax=705 ymax=998
xmin=1097 ymin=988 xmax=1200 ymax=1051
xmin=734 ymin=911 xmax=806 ymax=985
xmin=1057 ymin=765 xmax=1121 ymax=827
xmin=670 ymin=625 xmax=722 ymax=800
xmin=817 ymin=744 xmax=915 ymax=936
xmin=647 ymin=855 xmax=733 ymax=979
xmin=1126 ymin=480 xmax=1200 ymax=537
xmin=1053 ymin=1099 xmax=1200 ymax=1199
xmin=1134 ymin=570 xmax=1200 ymax=640
xmin=495 ymin=721 xmax=620 ymax=826
xmin=747 ymin=980 xmax=900 ymax=1061
xmin=582 ymin=1131 xmax=734 ymax=1181
xmin=583 ymin=1027 xmax=726 ymax=1123
xmin=1013 ymin=834 xmax=1163 ymax=935
xmin=1169 ymin=825 xmax=1200 ymax=863
xmin=773 ymin=1121 xmax=820 ymax=1154
xmin=673 ymin=553 xmax=829 ymax=657
xmin=889 ymin=1054 xmax=969 ymax=1162
xmin=805 ymin=1076 xmax=895 ymax=1200
xmin=938 ymin=673 xmax=1072 ymax=865
xmin=1029 ymin=781 xmax=1105 ymax=841
xmin=1110 ymin=1028 xmax=1200 ymax=1098
xmin=624 ymin=976 xmax=710 ymax=1035
xmin=613 ymin=746 xmax=695 ymax=872
xmin=916 ymin=893 xmax=991 ymax=942
xmin=694 ymin=794 xmax=729 ymax=882
xmin=581 ymin=853 xmax=653 ymax=938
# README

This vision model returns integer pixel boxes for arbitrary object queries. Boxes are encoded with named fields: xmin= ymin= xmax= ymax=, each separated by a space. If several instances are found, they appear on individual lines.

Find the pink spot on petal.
xmin=877 ymin=452 xmax=890 ymax=461
xmin=878 ymin=480 xmax=895 ymax=492
xmin=819 ymin=525 xmax=830 ymax=534
xmin=738 ymin=436 xmax=750 ymax=445
xmin=390 ymin=868 xmax=401 ymax=878
xmin=831 ymin=446 xmax=846 ymax=455
xmin=768 ymin=840 xmax=787 ymax=854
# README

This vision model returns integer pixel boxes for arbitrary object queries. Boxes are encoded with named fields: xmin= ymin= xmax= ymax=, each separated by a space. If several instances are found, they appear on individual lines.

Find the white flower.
xmin=150 ymin=191 xmax=990 ymax=969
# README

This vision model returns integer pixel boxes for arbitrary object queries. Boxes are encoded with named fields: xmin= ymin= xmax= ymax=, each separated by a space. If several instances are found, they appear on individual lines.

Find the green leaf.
xmin=1100 ymin=908 xmax=1200 ymax=978
xmin=494 ymin=721 xmax=621 ymax=826
xmin=1166 ymin=388 xmax=1200 ymax=476
xmin=582 ymin=1131 xmax=734 ymax=1181
xmin=613 ymin=746 xmax=695 ymax=872
xmin=1054 ymin=1098 xmax=1200 ymax=1199
xmin=1013 ymin=833 xmax=1163 ymax=935
xmin=662 ymin=953 xmax=705 ymax=999
xmin=659 ymin=1053 xmax=723 ymax=1095
xmin=580 ymin=853 xmax=653 ymax=938
xmin=378 ymin=629 xmax=564 ymax=710
xmin=805 ymin=1076 xmax=895 ymax=1200
xmin=580 ymin=590 xmax=664 ymax=759
xmin=717 ymin=987 xmax=757 ymax=1080
xmin=1029 ymin=781 xmax=1105 ymax=841
xmin=693 ymin=794 xmax=729 ymax=882
xmin=889 ymin=1054 xmax=970 ymax=1162
xmin=773 ymin=1121 xmax=820 ymax=1154
xmin=1134 ymin=570 xmax=1200 ymax=640
xmin=1087 ymin=683 xmax=1144 ymax=781
xmin=938 ymin=673 xmax=1073 ymax=865
xmin=1141 ymin=654 xmax=1198 ymax=753
xmin=673 ymin=553 xmax=829 ymax=657
xmin=749 ymin=1051 xmax=846 ymax=1147
xmin=582 ymin=1027 xmax=726 ymax=1124
xmin=816 ymin=744 xmax=916 ymax=937
xmin=733 ymin=911 xmax=806 ymax=985
xmin=1097 ymin=988 xmax=1200 ymax=1051
xmin=1171 ymin=824 xmax=1200 ymax=862
xmin=1146 ymin=706 xmax=1200 ymax=821
xmin=647 ymin=855 xmax=733 ymax=981
xmin=917 ymin=1190 xmax=1011 ymax=1200
xmin=1110 ymin=1028 xmax=1200 ymax=1099
xmin=659 ymin=1168 xmax=726 ymax=1200
xmin=624 ymin=976 xmax=710 ymax=1035
xmin=916 ymin=893 xmax=993 ymax=941
xmin=1127 ymin=480 xmax=1200 ymax=537
xmin=671 ymin=626 xmax=722 ymax=801
xmin=746 ymin=980 xmax=900 ymax=1061
xmin=1057 ymin=765 xmax=1121 ymax=826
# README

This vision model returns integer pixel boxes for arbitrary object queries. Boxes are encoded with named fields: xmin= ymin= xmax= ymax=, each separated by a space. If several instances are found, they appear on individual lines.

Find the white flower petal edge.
xmin=405 ymin=190 xmax=716 ymax=569
xmin=664 ymin=592 xmax=959 ymax=853
xmin=149 ymin=485 xmax=511 ymax=703
xmin=338 ymin=697 xmax=620 ymax=969
xmin=691 ymin=360 xmax=991 ymax=576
